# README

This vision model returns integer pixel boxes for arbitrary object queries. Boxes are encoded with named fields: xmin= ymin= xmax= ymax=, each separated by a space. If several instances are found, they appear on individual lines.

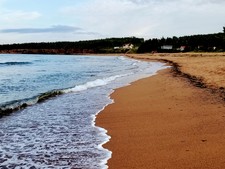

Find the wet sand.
xmin=96 ymin=53 xmax=225 ymax=169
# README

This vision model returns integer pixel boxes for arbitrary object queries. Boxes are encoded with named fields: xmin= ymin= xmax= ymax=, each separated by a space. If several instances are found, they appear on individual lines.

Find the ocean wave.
xmin=0 ymin=62 xmax=32 ymax=66
xmin=64 ymin=74 xmax=130 ymax=93
xmin=0 ymin=74 xmax=130 ymax=117
xmin=0 ymin=90 xmax=63 ymax=117
xmin=117 ymin=56 xmax=127 ymax=60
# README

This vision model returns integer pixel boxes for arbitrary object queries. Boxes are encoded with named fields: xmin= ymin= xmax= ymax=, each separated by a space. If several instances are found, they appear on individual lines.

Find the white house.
xmin=180 ymin=46 xmax=186 ymax=51
xmin=161 ymin=45 xmax=173 ymax=50
xmin=114 ymin=47 xmax=120 ymax=50
xmin=122 ymin=43 xmax=134 ymax=49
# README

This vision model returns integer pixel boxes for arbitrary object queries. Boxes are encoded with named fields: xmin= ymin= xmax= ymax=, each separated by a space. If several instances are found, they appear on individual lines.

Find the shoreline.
xmin=0 ymin=54 xmax=124 ymax=117
xmin=96 ymin=54 xmax=225 ymax=168
xmin=126 ymin=53 xmax=225 ymax=101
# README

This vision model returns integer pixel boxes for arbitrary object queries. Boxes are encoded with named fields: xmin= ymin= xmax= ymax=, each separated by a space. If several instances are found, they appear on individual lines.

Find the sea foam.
xmin=0 ymin=55 xmax=168 ymax=168
xmin=64 ymin=74 xmax=131 ymax=93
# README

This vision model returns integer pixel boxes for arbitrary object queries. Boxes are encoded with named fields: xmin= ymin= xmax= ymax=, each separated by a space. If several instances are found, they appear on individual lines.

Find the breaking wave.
xmin=0 ymin=74 xmax=130 ymax=116
xmin=0 ymin=62 xmax=32 ymax=66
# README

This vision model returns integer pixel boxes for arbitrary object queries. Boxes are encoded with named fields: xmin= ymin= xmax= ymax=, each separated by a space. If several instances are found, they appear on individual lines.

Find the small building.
xmin=114 ymin=47 xmax=120 ymax=50
xmin=161 ymin=45 xmax=173 ymax=50
xmin=180 ymin=46 xmax=187 ymax=52
xmin=122 ymin=43 xmax=134 ymax=49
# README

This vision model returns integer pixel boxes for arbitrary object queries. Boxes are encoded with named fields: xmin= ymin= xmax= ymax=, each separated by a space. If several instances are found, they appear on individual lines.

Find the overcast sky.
xmin=0 ymin=0 xmax=225 ymax=44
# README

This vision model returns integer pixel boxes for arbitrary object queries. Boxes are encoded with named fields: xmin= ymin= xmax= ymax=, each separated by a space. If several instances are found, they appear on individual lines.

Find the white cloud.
xmin=126 ymin=0 xmax=225 ymax=4
xmin=61 ymin=0 xmax=150 ymax=37
xmin=61 ymin=0 xmax=225 ymax=39
xmin=0 ymin=25 xmax=99 ymax=36
xmin=0 ymin=10 xmax=41 ymax=23
xmin=0 ymin=25 xmax=101 ymax=44
xmin=0 ymin=0 xmax=5 ymax=5
xmin=1 ymin=0 xmax=225 ymax=43
xmin=0 ymin=25 xmax=81 ymax=34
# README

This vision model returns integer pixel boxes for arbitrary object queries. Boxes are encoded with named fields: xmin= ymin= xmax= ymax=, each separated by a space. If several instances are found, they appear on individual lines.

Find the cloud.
xmin=0 ymin=25 xmax=100 ymax=36
xmin=1 ymin=25 xmax=80 ymax=34
xmin=0 ymin=0 xmax=225 ymax=44
xmin=192 ymin=0 xmax=225 ymax=4
xmin=61 ymin=0 xmax=225 ymax=39
xmin=0 ymin=10 xmax=41 ymax=22
xmin=0 ymin=0 xmax=5 ymax=5
xmin=122 ymin=0 xmax=225 ymax=6
xmin=126 ymin=0 xmax=225 ymax=4
xmin=61 ymin=0 xmax=146 ymax=36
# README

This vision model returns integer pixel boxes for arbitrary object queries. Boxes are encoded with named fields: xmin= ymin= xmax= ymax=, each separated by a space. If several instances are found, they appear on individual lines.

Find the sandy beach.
xmin=96 ymin=53 xmax=225 ymax=169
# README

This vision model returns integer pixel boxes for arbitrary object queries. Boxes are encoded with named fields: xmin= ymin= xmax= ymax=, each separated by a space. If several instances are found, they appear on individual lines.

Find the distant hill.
xmin=0 ymin=37 xmax=144 ymax=55
xmin=1 ymin=29 xmax=225 ymax=54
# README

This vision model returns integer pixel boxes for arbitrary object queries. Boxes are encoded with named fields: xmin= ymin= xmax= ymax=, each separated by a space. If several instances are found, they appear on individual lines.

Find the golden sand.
xmin=128 ymin=53 xmax=225 ymax=89
xmin=96 ymin=53 xmax=225 ymax=169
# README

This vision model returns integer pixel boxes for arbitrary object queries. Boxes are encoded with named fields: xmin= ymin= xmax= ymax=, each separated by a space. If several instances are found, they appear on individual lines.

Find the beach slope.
xmin=96 ymin=55 xmax=225 ymax=168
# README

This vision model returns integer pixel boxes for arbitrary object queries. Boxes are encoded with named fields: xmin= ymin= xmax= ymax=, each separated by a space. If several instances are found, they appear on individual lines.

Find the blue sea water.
xmin=0 ymin=54 xmax=167 ymax=168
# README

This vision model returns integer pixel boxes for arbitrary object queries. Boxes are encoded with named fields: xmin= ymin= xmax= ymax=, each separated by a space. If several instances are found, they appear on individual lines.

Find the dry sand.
xmin=128 ymin=53 xmax=225 ymax=90
xmin=96 ymin=53 xmax=225 ymax=169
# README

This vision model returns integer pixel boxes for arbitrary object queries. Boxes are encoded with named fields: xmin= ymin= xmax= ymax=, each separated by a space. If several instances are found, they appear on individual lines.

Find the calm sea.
xmin=0 ymin=54 xmax=167 ymax=168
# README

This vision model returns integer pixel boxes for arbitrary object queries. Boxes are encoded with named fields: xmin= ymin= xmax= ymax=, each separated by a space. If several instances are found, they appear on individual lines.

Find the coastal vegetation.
xmin=0 ymin=37 xmax=143 ymax=54
xmin=138 ymin=30 xmax=225 ymax=53
xmin=0 ymin=28 xmax=225 ymax=54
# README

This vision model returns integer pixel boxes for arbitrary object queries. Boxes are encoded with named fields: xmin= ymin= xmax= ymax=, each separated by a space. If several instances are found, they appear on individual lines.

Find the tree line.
xmin=0 ymin=28 xmax=225 ymax=54
xmin=138 ymin=29 xmax=225 ymax=53
xmin=0 ymin=37 xmax=144 ymax=54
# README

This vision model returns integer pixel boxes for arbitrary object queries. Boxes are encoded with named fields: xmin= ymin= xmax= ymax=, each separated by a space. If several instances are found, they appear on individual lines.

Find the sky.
xmin=0 ymin=0 xmax=225 ymax=44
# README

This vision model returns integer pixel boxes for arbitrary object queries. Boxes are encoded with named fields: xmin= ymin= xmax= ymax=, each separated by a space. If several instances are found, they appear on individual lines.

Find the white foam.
xmin=92 ymin=102 xmax=113 ymax=169
xmin=0 ymin=56 xmax=170 ymax=169
xmin=117 ymin=56 xmax=127 ymax=60
xmin=92 ymin=60 xmax=170 ymax=169
xmin=63 ymin=74 xmax=130 ymax=94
